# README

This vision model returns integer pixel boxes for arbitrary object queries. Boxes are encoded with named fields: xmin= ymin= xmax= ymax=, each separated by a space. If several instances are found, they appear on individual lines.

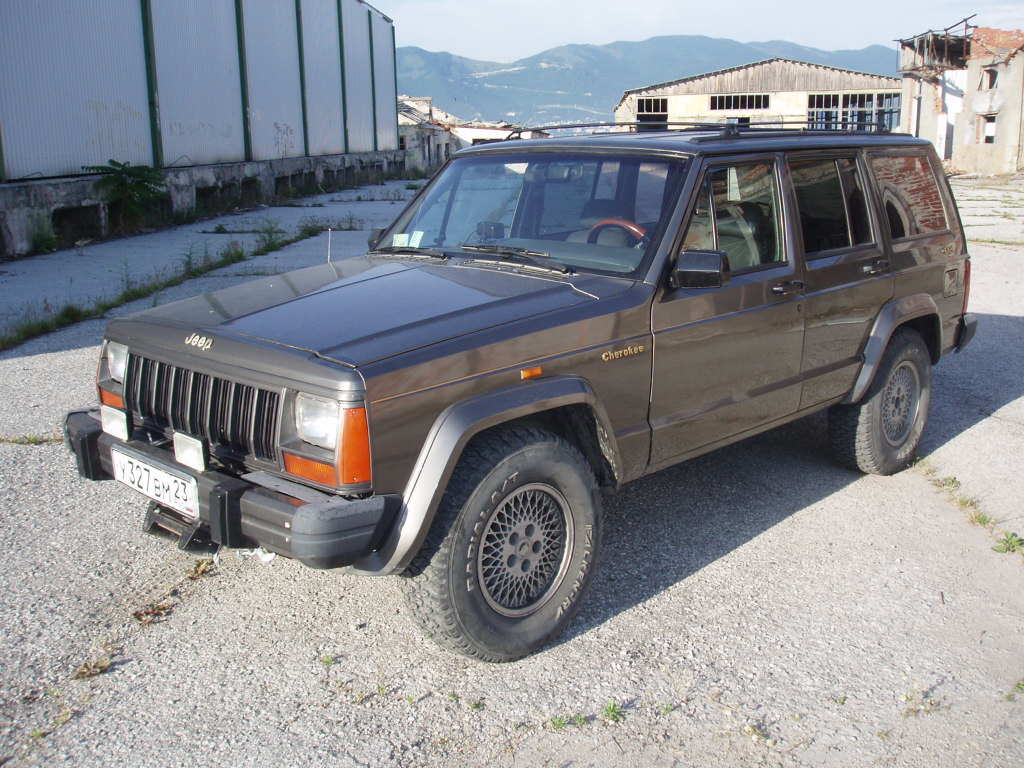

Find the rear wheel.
xmin=829 ymin=327 xmax=932 ymax=475
xmin=401 ymin=427 xmax=602 ymax=662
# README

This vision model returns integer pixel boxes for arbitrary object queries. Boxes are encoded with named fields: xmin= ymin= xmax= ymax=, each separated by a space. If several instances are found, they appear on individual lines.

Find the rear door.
xmin=785 ymin=150 xmax=894 ymax=408
xmin=649 ymin=153 xmax=805 ymax=467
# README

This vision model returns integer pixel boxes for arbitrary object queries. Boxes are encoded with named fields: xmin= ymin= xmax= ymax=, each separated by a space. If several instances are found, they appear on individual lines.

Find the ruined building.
xmin=899 ymin=19 xmax=1024 ymax=174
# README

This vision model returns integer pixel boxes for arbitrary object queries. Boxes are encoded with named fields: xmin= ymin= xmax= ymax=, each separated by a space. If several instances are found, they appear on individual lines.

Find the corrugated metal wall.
xmin=0 ymin=0 xmax=152 ymax=179
xmin=152 ymin=0 xmax=245 ymax=166
xmin=300 ymin=0 xmax=346 ymax=156
xmin=341 ymin=0 xmax=376 ymax=153
xmin=0 ymin=0 xmax=396 ymax=181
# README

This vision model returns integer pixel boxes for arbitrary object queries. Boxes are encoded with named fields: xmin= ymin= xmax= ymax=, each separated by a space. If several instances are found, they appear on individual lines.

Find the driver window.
xmin=681 ymin=179 xmax=714 ymax=251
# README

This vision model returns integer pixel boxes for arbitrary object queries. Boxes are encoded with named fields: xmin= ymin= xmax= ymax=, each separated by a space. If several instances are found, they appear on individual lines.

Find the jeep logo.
xmin=184 ymin=333 xmax=213 ymax=352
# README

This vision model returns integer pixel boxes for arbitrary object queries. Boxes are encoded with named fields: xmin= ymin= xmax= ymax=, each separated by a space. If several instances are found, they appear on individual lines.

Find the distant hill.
xmin=397 ymin=35 xmax=899 ymax=125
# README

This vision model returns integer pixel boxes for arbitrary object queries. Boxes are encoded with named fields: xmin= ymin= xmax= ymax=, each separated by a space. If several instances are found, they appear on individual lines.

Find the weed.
xmin=837 ymin=696 xmax=848 ymax=705
xmin=376 ymin=684 xmax=390 ymax=697
xmin=82 ymin=159 xmax=166 ymax=231
xmin=468 ymin=699 xmax=485 ymax=711
xmin=549 ymin=716 xmax=568 ymax=730
xmin=297 ymin=214 xmax=364 ymax=238
xmin=446 ymin=692 xmax=460 ymax=703
xmin=0 ymin=434 xmax=62 ymax=446
xmin=73 ymin=656 xmax=112 ymax=680
xmin=742 ymin=720 xmax=771 ymax=742
xmin=901 ymin=689 xmax=943 ymax=717
xmin=659 ymin=703 xmax=676 ymax=715
xmin=968 ymin=509 xmax=993 ymax=527
xmin=30 ymin=212 xmax=58 ymax=253
xmin=956 ymin=495 xmax=980 ymax=511
xmin=938 ymin=476 xmax=961 ymax=492
xmin=405 ymin=183 xmax=422 ymax=190
xmin=132 ymin=600 xmax=174 ymax=625
xmin=321 ymin=655 xmax=335 ymax=668
xmin=219 ymin=241 xmax=246 ymax=265
xmin=601 ymin=701 xmax=625 ymax=723
xmin=213 ymin=223 xmax=229 ymax=234
xmin=570 ymin=714 xmax=587 ymax=725
xmin=254 ymin=217 xmax=287 ymax=252
xmin=993 ymin=532 xmax=1023 ymax=554
xmin=186 ymin=558 xmax=215 ymax=580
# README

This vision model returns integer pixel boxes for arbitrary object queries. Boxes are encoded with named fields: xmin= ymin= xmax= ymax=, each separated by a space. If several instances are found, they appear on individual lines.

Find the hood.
xmin=117 ymin=256 xmax=621 ymax=367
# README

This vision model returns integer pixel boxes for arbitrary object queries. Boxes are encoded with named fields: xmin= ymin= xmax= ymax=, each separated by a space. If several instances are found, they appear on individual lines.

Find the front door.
xmin=649 ymin=154 xmax=805 ymax=467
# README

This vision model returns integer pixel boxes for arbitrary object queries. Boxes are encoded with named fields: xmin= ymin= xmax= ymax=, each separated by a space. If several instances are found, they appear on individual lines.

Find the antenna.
xmin=327 ymin=228 xmax=332 ymax=263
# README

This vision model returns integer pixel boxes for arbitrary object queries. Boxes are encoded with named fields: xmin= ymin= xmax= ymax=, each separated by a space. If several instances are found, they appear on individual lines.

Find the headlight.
xmin=105 ymin=341 xmax=129 ymax=383
xmin=295 ymin=393 xmax=340 ymax=451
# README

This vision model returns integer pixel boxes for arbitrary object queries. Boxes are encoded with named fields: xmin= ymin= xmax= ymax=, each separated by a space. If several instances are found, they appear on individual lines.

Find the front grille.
xmin=124 ymin=354 xmax=280 ymax=462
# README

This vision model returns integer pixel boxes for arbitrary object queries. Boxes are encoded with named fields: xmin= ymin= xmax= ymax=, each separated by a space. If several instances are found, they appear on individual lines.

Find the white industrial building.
xmin=614 ymin=58 xmax=902 ymax=132
xmin=0 ymin=0 xmax=402 ymax=257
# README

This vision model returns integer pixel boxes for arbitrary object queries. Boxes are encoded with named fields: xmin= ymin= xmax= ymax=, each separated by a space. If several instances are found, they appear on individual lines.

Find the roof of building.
xmin=459 ymin=126 xmax=929 ymax=159
xmin=615 ymin=57 xmax=901 ymax=110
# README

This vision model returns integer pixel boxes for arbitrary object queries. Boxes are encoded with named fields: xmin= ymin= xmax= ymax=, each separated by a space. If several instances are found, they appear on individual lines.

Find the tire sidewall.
xmin=867 ymin=332 xmax=932 ymax=473
xmin=446 ymin=440 xmax=601 ymax=658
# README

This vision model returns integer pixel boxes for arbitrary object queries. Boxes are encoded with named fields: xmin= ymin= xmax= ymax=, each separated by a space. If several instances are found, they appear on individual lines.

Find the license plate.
xmin=111 ymin=448 xmax=200 ymax=520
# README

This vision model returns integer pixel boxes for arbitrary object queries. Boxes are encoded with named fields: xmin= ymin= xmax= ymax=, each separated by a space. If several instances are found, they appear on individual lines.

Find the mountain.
xmin=397 ymin=35 xmax=899 ymax=126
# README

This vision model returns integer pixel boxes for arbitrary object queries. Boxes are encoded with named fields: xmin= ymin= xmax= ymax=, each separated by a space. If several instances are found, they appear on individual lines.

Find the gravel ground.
xmin=0 ymin=175 xmax=1021 ymax=767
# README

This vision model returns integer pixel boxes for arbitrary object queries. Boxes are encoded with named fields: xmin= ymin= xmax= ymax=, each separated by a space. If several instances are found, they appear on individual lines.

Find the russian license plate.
xmin=111 ymin=448 xmax=200 ymax=520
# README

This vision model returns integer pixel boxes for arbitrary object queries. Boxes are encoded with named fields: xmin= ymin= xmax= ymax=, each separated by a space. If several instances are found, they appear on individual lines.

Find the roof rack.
xmin=505 ymin=120 xmax=899 ymax=141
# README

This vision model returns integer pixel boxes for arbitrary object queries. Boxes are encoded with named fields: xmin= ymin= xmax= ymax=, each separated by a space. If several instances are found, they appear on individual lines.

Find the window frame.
xmin=681 ymin=154 xmax=789 ymax=277
xmin=784 ymin=149 xmax=878 ymax=260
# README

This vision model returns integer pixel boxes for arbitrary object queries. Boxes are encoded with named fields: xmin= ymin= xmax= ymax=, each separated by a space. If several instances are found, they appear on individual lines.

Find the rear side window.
xmin=869 ymin=154 xmax=948 ymax=240
xmin=790 ymin=158 xmax=873 ymax=255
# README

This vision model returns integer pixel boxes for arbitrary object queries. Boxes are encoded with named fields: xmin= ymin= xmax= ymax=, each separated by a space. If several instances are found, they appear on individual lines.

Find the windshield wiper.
xmin=458 ymin=244 xmax=571 ymax=274
xmin=368 ymin=246 xmax=447 ymax=259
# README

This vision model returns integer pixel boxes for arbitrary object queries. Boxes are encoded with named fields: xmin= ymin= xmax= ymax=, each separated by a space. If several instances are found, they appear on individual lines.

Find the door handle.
xmin=770 ymin=280 xmax=805 ymax=296
xmin=862 ymin=258 xmax=890 ymax=276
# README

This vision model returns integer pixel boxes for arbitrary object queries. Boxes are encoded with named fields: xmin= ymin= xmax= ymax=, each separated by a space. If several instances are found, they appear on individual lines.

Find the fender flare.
xmin=351 ymin=376 xmax=620 ymax=576
xmin=845 ymin=294 xmax=941 ymax=404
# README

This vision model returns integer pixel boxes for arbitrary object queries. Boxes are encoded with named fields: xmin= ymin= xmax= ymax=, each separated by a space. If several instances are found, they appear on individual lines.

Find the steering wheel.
xmin=587 ymin=217 xmax=648 ymax=244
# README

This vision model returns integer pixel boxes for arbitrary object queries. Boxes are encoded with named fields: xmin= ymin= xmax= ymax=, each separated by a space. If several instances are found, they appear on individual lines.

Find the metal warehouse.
xmin=0 ymin=0 xmax=402 ymax=257
xmin=614 ymin=58 xmax=902 ymax=132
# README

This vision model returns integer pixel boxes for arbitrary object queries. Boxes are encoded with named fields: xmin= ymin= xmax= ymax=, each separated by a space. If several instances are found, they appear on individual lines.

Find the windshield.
xmin=381 ymin=152 xmax=688 ymax=276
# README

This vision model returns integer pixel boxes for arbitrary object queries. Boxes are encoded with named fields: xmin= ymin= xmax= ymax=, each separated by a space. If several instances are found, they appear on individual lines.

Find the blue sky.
xmin=377 ymin=0 xmax=1022 ymax=62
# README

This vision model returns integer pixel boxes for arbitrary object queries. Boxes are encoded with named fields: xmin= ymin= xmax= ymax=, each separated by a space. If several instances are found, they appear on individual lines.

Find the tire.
xmin=400 ymin=426 xmax=602 ymax=662
xmin=828 ymin=327 xmax=932 ymax=475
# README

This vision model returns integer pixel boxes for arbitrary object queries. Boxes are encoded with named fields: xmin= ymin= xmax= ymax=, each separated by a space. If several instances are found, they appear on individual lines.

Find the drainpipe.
xmin=913 ymin=77 xmax=923 ymax=138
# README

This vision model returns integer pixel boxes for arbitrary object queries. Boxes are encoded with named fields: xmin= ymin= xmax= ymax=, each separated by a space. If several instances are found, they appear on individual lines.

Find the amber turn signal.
xmin=520 ymin=366 xmax=543 ymax=380
xmin=98 ymin=388 xmax=125 ymax=409
xmin=338 ymin=407 xmax=372 ymax=485
xmin=283 ymin=453 xmax=339 ymax=487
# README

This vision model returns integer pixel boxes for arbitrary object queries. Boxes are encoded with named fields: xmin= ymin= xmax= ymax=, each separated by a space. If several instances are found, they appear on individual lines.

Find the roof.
xmin=457 ymin=127 xmax=931 ymax=159
xmin=615 ymin=57 xmax=901 ymax=111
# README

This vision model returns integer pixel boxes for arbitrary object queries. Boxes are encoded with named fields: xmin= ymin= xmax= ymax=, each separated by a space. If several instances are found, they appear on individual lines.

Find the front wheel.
xmin=828 ymin=327 xmax=932 ymax=475
xmin=400 ymin=427 xmax=602 ymax=662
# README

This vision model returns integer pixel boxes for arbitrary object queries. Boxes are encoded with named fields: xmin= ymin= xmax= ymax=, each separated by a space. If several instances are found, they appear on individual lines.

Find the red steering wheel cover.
xmin=587 ymin=217 xmax=647 ymax=242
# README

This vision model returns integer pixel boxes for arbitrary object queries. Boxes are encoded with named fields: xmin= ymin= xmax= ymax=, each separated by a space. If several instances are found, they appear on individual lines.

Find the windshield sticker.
xmin=392 ymin=233 xmax=410 ymax=247
xmin=409 ymin=231 xmax=425 ymax=248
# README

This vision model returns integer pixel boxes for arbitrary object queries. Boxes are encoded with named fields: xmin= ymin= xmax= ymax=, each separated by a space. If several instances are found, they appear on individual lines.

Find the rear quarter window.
xmin=869 ymin=154 xmax=948 ymax=240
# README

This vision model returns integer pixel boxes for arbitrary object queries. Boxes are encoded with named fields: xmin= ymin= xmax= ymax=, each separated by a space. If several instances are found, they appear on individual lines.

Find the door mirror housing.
xmin=669 ymin=250 xmax=731 ymax=289
xmin=368 ymin=228 xmax=384 ymax=249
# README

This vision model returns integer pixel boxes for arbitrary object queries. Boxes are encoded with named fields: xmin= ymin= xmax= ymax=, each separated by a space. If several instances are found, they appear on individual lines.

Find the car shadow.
xmin=556 ymin=310 xmax=1024 ymax=647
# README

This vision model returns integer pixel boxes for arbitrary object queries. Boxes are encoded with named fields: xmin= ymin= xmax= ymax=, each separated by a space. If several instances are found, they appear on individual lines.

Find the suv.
xmin=66 ymin=126 xmax=977 ymax=662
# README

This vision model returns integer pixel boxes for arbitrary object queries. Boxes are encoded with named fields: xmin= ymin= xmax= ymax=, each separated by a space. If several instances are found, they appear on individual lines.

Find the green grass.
xmin=0 ymin=435 xmax=62 ymax=445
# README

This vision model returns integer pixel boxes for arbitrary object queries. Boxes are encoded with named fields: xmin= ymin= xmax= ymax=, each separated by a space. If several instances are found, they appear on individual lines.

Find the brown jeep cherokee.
xmin=66 ymin=125 xmax=977 ymax=661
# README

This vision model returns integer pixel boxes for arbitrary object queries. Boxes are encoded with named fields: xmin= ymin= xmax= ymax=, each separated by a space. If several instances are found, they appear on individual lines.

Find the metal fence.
xmin=0 ymin=0 xmax=398 ymax=181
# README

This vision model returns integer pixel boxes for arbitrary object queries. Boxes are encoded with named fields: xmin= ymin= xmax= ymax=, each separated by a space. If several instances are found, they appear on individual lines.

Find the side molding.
xmin=845 ymin=294 xmax=940 ymax=404
xmin=351 ymin=376 xmax=619 ymax=576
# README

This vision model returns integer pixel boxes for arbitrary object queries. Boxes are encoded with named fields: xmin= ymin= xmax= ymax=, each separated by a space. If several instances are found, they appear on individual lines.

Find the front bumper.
xmin=64 ymin=410 xmax=397 ymax=569
xmin=955 ymin=313 xmax=977 ymax=352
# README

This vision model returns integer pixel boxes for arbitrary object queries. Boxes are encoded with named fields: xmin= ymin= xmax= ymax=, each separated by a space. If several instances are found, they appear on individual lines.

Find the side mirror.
xmin=669 ymin=250 xmax=731 ymax=289
xmin=367 ymin=228 xmax=384 ymax=249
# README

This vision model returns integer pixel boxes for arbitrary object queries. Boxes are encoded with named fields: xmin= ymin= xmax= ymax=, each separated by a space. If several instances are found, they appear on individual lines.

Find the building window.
xmin=636 ymin=97 xmax=668 ymax=131
xmin=981 ymin=114 xmax=997 ymax=144
xmin=398 ymin=136 xmax=406 ymax=150
xmin=982 ymin=68 xmax=998 ymax=90
xmin=807 ymin=92 xmax=900 ymax=131
xmin=710 ymin=94 xmax=769 ymax=110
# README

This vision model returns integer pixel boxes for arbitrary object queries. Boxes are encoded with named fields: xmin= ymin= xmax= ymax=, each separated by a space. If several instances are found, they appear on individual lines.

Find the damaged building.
xmin=899 ymin=19 xmax=1024 ymax=174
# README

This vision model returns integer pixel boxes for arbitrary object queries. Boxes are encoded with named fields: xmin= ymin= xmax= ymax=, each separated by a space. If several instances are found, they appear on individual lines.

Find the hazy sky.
xmin=376 ymin=0 xmax=1022 ymax=62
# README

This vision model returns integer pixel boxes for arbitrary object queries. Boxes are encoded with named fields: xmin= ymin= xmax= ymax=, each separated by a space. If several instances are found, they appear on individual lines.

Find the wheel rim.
xmin=881 ymin=360 xmax=921 ymax=446
xmin=476 ymin=483 xmax=574 ymax=618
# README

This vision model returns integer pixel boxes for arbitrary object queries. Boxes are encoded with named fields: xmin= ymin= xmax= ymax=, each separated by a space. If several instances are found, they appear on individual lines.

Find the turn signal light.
xmin=339 ymin=407 xmax=372 ymax=485
xmin=283 ymin=453 xmax=339 ymax=487
xmin=520 ymin=366 xmax=543 ymax=380
xmin=98 ymin=388 xmax=125 ymax=409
